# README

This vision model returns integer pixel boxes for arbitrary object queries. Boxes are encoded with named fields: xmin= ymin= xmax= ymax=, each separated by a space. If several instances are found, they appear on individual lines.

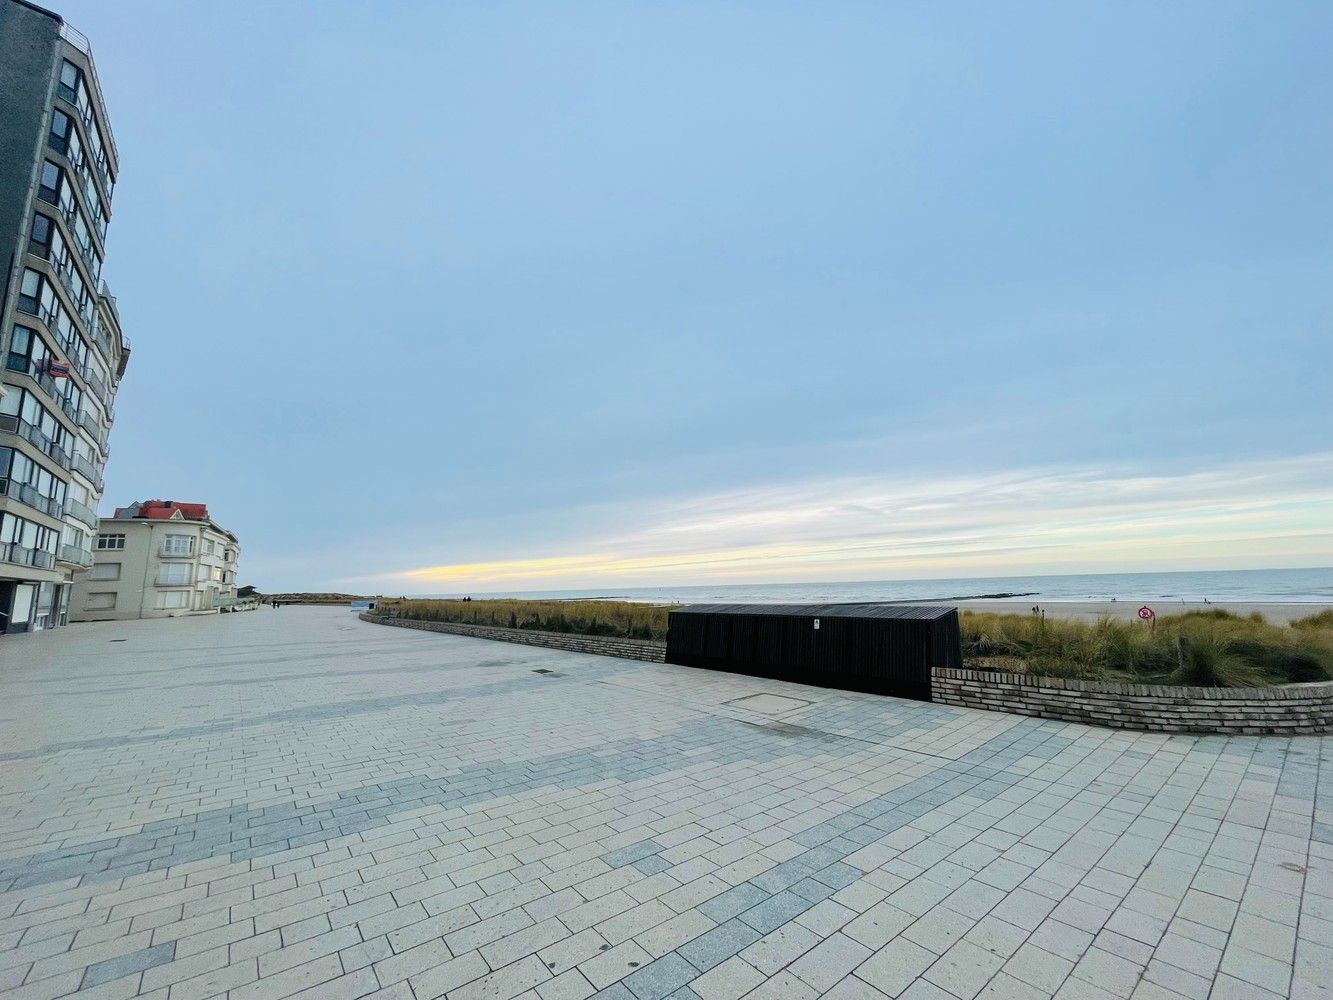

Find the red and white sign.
xmin=1138 ymin=606 xmax=1155 ymax=620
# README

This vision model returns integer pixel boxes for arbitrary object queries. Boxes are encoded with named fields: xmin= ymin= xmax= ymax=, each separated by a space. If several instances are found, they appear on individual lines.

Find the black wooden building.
xmin=664 ymin=603 xmax=962 ymax=701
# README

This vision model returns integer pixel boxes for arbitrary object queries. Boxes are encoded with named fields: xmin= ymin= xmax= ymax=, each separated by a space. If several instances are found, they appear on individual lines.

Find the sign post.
xmin=1138 ymin=605 xmax=1155 ymax=633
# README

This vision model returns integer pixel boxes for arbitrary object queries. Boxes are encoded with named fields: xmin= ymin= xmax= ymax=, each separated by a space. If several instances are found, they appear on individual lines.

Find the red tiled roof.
xmin=114 ymin=500 xmax=210 ymax=520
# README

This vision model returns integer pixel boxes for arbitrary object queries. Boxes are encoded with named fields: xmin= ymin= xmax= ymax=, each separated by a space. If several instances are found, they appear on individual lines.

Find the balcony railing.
xmin=4 ymin=356 xmax=70 ymax=414
xmin=78 ymin=409 xmax=108 ymax=453
xmin=160 ymin=543 xmax=196 ymax=559
xmin=64 ymin=496 xmax=99 ymax=530
xmin=0 ymin=478 xmax=63 ymax=520
xmin=0 ymin=415 xmax=72 ymax=471
xmin=0 ymin=542 xmax=56 ymax=570
xmin=70 ymin=452 xmax=103 ymax=490
xmin=57 ymin=544 xmax=94 ymax=568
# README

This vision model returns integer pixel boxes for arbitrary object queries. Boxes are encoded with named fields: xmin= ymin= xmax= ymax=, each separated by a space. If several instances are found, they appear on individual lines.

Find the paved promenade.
xmin=0 ymin=609 xmax=1329 ymax=1000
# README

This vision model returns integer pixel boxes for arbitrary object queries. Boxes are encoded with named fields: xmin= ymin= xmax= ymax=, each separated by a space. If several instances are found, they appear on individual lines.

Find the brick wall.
xmin=932 ymin=667 xmax=1333 ymax=735
xmin=359 ymin=614 xmax=666 ymax=662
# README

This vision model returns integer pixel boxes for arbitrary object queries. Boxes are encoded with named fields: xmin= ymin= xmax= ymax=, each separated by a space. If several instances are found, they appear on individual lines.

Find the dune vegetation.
xmin=962 ymin=608 xmax=1333 ymax=687
xmin=377 ymin=600 xmax=1333 ymax=688
xmin=377 ymin=598 xmax=672 ymax=641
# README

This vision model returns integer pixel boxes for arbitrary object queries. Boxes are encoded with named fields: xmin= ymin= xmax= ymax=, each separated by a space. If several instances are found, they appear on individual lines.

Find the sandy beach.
xmin=934 ymin=600 xmax=1332 ymax=624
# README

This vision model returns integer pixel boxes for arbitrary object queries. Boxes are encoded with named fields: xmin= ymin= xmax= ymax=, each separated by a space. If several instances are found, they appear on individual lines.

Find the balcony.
xmin=57 ymin=544 xmax=93 ymax=568
xmin=0 ymin=415 xmax=72 ymax=471
xmin=70 ymin=452 xmax=103 ymax=490
xmin=64 ymin=496 xmax=98 ymax=530
xmin=85 ymin=369 xmax=114 ymax=410
xmin=0 ymin=478 xmax=62 ymax=520
xmin=0 ymin=542 xmax=55 ymax=570
xmin=5 ymin=355 xmax=66 ymax=409
xmin=78 ymin=410 xmax=108 ymax=453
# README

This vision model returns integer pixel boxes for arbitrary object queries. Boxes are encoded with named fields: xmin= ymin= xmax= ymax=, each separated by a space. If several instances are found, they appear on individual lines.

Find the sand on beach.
xmin=929 ymin=600 xmax=1332 ymax=624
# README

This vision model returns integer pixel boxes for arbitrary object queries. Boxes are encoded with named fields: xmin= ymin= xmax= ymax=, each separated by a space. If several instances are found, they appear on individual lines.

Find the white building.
xmin=71 ymin=500 xmax=240 ymax=620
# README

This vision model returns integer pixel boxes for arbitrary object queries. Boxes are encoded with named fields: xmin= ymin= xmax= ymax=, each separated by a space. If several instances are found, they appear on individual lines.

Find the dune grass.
xmin=377 ymin=598 xmax=672 ymax=641
xmin=961 ymin=608 xmax=1333 ymax=686
xmin=377 ymin=599 xmax=1333 ymax=688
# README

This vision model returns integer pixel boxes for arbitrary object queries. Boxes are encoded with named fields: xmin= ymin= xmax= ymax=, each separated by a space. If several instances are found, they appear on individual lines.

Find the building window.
xmin=84 ymin=592 xmax=116 ymax=611
xmin=163 ymin=534 xmax=195 ymax=555
xmin=160 ymin=591 xmax=190 ymax=610
xmin=96 ymin=533 xmax=125 ymax=550
xmin=158 ymin=563 xmax=191 ymax=585
xmin=6 ymin=326 xmax=52 ymax=376
xmin=38 ymin=161 xmax=61 ymax=204
xmin=19 ymin=270 xmax=42 ymax=315
xmin=28 ymin=214 xmax=54 ymax=257
xmin=89 ymin=562 xmax=120 ymax=581
xmin=58 ymin=60 xmax=80 ymax=103
xmin=48 ymin=109 xmax=73 ymax=154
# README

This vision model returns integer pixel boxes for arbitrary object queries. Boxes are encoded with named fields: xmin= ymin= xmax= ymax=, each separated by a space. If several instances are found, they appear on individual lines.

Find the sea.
xmin=424 ymin=567 xmax=1333 ymax=606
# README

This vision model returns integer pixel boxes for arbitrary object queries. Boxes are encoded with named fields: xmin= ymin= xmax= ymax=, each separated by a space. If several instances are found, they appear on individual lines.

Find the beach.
xmin=941 ymin=599 xmax=1332 ymax=624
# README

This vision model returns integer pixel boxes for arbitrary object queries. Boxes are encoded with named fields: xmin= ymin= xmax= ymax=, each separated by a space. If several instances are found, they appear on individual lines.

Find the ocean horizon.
xmin=414 ymin=566 xmax=1333 ymax=606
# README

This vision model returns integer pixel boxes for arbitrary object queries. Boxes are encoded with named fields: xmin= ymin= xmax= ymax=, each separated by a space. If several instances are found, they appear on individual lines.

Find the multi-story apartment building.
xmin=1 ymin=1 xmax=129 ymax=633
xmin=71 ymin=501 xmax=241 ymax=621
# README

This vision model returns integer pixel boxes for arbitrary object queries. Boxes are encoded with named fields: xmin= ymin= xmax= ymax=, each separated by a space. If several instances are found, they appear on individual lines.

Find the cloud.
xmin=365 ymin=453 xmax=1333 ymax=590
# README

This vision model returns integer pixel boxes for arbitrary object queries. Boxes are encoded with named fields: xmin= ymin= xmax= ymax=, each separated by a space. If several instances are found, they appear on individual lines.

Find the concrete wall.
xmin=359 ymin=614 xmax=666 ymax=662
xmin=931 ymin=667 xmax=1333 ymax=735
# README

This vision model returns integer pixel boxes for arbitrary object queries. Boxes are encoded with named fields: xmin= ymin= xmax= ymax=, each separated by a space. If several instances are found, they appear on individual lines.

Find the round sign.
xmin=1138 ymin=606 xmax=1155 ymax=620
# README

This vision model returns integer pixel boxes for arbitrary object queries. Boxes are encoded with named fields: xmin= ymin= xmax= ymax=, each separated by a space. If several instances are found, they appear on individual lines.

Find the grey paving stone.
xmin=1 ymin=609 xmax=1329 ymax=1000
xmin=81 ymin=940 xmax=176 ymax=989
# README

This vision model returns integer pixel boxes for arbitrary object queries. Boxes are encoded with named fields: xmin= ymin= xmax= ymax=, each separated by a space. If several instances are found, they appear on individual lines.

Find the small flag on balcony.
xmin=45 ymin=359 xmax=71 ymax=378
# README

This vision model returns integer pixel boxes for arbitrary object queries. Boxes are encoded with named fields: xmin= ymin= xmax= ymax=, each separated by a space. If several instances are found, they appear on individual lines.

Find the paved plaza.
xmin=0 ymin=609 xmax=1329 ymax=1000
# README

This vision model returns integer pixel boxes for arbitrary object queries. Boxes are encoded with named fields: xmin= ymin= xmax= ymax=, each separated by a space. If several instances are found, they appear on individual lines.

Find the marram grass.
xmin=378 ymin=598 xmax=673 ymax=641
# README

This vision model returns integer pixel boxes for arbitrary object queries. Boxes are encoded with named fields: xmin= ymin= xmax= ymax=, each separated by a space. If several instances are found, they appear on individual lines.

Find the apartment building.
xmin=1 ymin=0 xmax=129 ymax=632
xmin=71 ymin=501 xmax=241 ymax=620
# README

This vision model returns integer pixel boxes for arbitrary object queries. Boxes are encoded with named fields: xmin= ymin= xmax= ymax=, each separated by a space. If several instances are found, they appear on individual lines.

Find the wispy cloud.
xmin=364 ymin=453 xmax=1333 ymax=590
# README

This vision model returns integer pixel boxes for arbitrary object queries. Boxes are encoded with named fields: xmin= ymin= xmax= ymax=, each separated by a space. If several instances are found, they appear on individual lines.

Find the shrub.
xmin=1170 ymin=634 xmax=1256 ymax=687
xmin=1229 ymin=638 xmax=1330 ymax=683
xmin=1293 ymin=609 xmax=1333 ymax=631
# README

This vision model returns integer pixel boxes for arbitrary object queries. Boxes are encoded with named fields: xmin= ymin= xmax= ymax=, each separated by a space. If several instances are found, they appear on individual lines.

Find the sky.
xmin=56 ymin=0 xmax=1333 ymax=593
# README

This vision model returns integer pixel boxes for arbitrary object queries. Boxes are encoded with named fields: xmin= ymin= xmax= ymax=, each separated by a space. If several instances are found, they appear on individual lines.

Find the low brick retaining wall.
xmin=359 ymin=615 xmax=1329 ymax=733
xmin=932 ymin=667 xmax=1333 ymax=735
xmin=358 ymin=614 xmax=666 ymax=662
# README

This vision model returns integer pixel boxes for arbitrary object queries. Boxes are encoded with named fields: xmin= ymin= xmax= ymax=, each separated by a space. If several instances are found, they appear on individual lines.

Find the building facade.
xmin=71 ymin=501 xmax=241 ymax=621
xmin=1 ymin=1 xmax=129 ymax=633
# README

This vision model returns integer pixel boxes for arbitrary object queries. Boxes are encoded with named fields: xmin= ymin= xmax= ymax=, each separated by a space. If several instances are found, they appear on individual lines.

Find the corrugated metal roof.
xmin=671 ymin=603 xmax=955 ymax=620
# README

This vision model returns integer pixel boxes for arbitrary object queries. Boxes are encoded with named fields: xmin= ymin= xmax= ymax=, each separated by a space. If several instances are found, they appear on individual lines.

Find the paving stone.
xmin=81 ymin=941 xmax=176 ymax=989
xmin=2 ymin=609 xmax=1330 ymax=1000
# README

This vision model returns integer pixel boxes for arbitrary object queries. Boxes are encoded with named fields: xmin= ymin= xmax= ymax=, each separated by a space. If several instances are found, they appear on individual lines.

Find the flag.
xmin=46 ymin=360 xmax=71 ymax=378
